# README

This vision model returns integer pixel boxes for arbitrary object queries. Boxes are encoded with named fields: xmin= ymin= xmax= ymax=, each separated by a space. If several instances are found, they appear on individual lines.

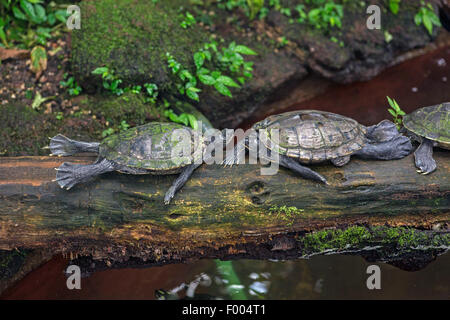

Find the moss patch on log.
xmin=297 ymin=226 xmax=450 ymax=257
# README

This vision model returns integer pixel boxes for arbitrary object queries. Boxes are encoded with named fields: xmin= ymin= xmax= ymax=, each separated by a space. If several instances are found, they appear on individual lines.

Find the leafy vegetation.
xmin=166 ymin=40 xmax=257 ymax=101
xmin=415 ymin=1 xmax=441 ymax=35
xmin=0 ymin=0 xmax=68 ymax=49
xmin=388 ymin=0 xmax=401 ymax=15
xmin=387 ymin=96 xmax=406 ymax=129
xmin=164 ymin=109 xmax=199 ymax=130
xmin=60 ymin=73 xmax=82 ymax=96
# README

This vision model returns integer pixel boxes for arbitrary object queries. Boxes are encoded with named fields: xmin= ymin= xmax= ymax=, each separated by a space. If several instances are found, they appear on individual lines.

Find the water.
xmin=2 ymin=45 xmax=449 ymax=300
xmin=2 ymin=253 xmax=449 ymax=299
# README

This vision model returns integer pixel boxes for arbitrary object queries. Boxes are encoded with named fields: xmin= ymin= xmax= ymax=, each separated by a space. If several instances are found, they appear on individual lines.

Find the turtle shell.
xmin=403 ymin=102 xmax=450 ymax=150
xmin=99 ymin=122 xmax=203 ymax=171
xmin=252 ymin=110 xmax=367 ymax=163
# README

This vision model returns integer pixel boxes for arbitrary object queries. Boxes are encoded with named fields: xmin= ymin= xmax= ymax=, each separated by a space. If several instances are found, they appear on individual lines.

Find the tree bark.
xmin=0 ymin=153 xmax=448 ymax=268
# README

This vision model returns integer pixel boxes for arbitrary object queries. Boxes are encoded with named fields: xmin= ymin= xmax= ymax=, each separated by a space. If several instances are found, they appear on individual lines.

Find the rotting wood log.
xmin=0 ymin=153 xmax=448 ymax=271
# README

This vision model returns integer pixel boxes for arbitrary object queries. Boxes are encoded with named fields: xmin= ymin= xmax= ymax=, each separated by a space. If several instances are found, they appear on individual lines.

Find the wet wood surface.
xmin=0 ymin=153 xmax=448 ymax=262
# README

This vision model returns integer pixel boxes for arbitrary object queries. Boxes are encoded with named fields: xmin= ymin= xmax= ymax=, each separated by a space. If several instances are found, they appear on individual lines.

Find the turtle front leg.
xmin=48 ymin=134 xmax=100 ymax=156
xmin=355 ymin=135 xmax=413 ymax=160
xmin=164 ymin=164 xmax=201 ymax=204
xmin=279 ymin=155 xmax=328 ymax=185
xmin=414 ymin=138 xmax=436 ymax=174
xmin=55 ymin=158 xmax=117 ymax=190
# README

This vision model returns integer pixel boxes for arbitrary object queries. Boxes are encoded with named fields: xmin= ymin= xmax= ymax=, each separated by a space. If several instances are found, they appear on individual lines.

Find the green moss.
xmin=83 ymin=92 xmax=166 ymax=128
xmin=269 ymin=205 xmax=305 ymax=226
xmin=71 ymin=0 xmax=209 ymax=92
xmin=0 ymin=103 xmax=102 ymax=156
xmin=297 ymin=226 xmax=450 ymax=255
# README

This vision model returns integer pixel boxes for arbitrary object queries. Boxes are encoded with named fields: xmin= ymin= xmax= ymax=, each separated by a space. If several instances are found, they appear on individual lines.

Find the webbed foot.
xmin=54 ymin=162 xmax=84 ymax=190
xmin=414 ymin=139 xmax=436 ymax=174
xmin=49 ymin=134 xmax=79 ymax=156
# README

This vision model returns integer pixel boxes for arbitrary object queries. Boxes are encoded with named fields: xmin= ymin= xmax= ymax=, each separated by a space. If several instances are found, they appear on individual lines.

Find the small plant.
xmin=91 ymin=67 xmax=124 ymax=96
xmin=308 ymin=2 xmax=343 ymax=29
xmin=166 ymin=41 xmax=257 ymax=101
xmin=166 ymin=52 xmax=202 ymax=101
xmin=295 ymin=4 xmax=307 ymax=23
xmin=388 ymin=0 xmax=401 ymax=15
xmin=414 ymin=1 xmax=441 ymax=36
xmin=31 ymin=91 xmax=54 ymax=110
xmin=247 ymin=0 xmax=264 ymax=20
xmin=387 ymin=96 xmax=406 ymax=129
xmin=119 ymin=120 xmax=130 ymax=131
xmin=143 ymin=83 xmax=158 ymax=103
xmin=0 ymin=0 xmax=68 ymax=49
xmin=102 ymin=127 xmax=115 ymax=138
xmin=277 ymin=36 xmax=289 ymax=48
xmin=180 ymin=11 xmax=196 ymax=29
xmin=164 ymin=109 xmax=198 ymax=130
xmin=60 ymin=73 xmax=82 ymax=96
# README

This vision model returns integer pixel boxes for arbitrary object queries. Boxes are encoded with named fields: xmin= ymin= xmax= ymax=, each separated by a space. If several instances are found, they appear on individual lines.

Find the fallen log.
xmin=0 ymin=153 xmax=449 ymax=271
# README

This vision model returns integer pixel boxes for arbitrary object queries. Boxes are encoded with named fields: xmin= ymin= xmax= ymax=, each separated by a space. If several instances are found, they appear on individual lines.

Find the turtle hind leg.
xmin=55 ymin=158 xmax=117 ymax=190
xmin=414 ymin=138 xmax=436 ymax=174
xmin=164 ymin=164 xmax=200 ymax=204
xmin=49 ymin=134 xmax=100 ymax=156
xmin=331 ymin=155 xmax=350 ymax=167
xmin=279 ymin=155 xmax=328 ymax=185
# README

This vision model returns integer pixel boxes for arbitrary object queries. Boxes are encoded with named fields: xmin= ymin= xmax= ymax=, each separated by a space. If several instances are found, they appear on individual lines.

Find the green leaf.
xmin=168 ymin=111 xmax=180 ymax=123
xmin=234 ymin=45 xmax=257 ymax=55
xmin=55 ymin=10 xmax=67 ymax=23
xmin=30 ymin=45 xmax=47 ymax=75
xmin=20 ymin=0 xmax=36 ymax=19
xmin=216 ymin=75 xmax=240 ymax=88
xmin=92 ymin=67 xmax=109 ymax=75
xmin=389 ymin=1 xmax=399 ymax=15
xmin=198 ymin=74 xmax=216 ymax=85
xmin=13 ymin=6 xmax=27 ymax=20
xmin=178 ymin=113 xmax=189 ymax=126
xmin=186 ymin=114 xmax=198 ymax=130
xmin=214 ymin=82 xmax=232 ymax=97
xmin=0 ymin=27 xmax=6 ymax=46
xmin=186 ymin=87 xmax=200 ymax=101
xmin=193 ymin=52 xmax=204 ymax=69
xmin=414 ymin=13 xmax=422 ymax=26
xmin=34 ymin=4 xmax=46 ymax=23
xmin=388 ymin=108 xmax=397 ymax=118
xmin=422 ymin=14 xmax=433 ymax=35
xmin=428 ymin=10 xmax=441 ymax=27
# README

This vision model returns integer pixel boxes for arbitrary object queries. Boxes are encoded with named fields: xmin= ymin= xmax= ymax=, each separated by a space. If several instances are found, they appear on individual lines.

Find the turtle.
xmin=48 ymin=122 xmax=224 ymax=204
xmin=223 ymin=110 xmax=413 ymax=184
xmin=402 ymin=102 xmax=449 ymax=175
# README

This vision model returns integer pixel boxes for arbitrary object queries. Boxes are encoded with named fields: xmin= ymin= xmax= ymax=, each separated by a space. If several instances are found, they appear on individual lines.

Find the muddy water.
xmin=2 ymin=46 xmax=449 ymax=300
xmin=2 ymin=253 xmax=449 ymax=299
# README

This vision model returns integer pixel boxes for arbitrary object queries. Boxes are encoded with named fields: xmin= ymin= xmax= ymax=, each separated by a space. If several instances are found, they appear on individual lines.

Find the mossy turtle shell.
xmin=253 ymin=110 xmax=367 ymax=163
xmin=99 ymin=122 xmax=203 ymax=171
xmin=403 ymin=102 xmax=450 ymax=150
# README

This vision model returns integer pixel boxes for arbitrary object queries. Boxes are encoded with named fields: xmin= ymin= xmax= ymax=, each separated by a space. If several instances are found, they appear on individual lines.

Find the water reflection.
xmin=2 ymin=252 xmax=448 ymax=299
